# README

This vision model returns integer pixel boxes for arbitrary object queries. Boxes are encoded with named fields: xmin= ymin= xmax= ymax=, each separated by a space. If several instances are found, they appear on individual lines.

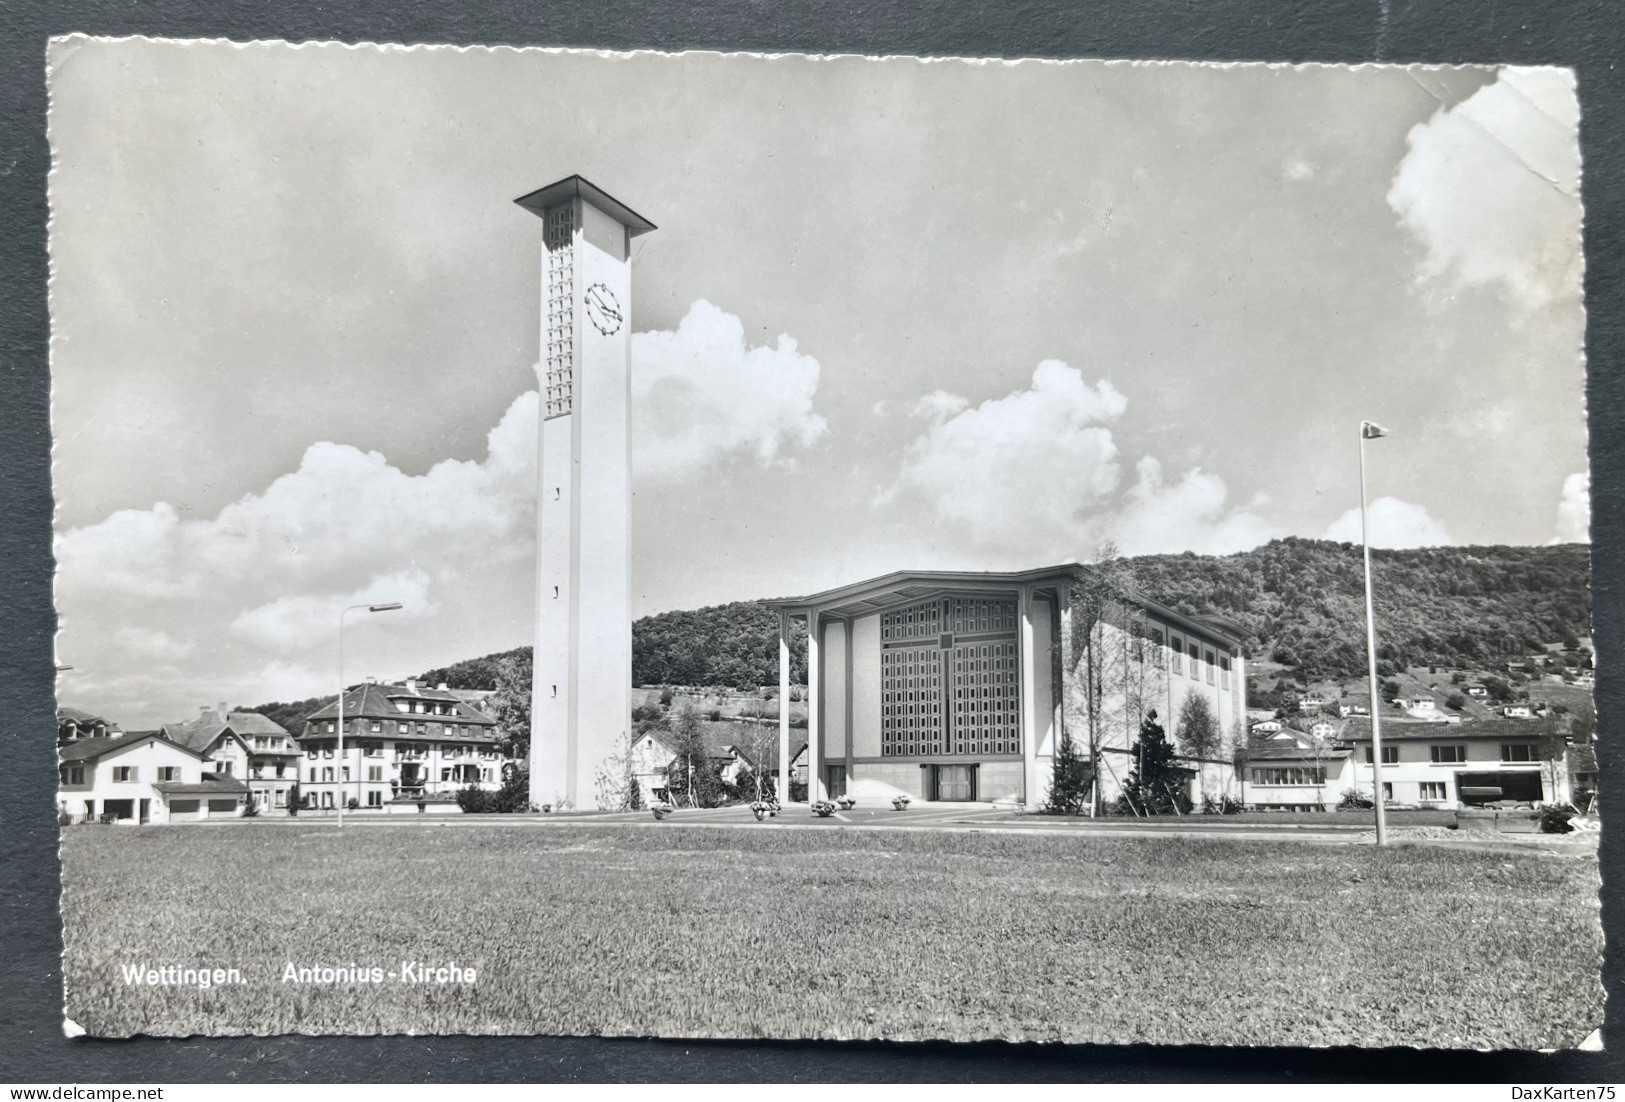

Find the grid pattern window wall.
xmin=543 ymin=204 xmax=576 ymax=420
xmin=948 ymin=597 xmax=1016 ymax=635
xmin=951 ymin=640 xmax=1018 ymax=755
xmin=881 ymin=645 xmax=943 ymax=756
xmin=880 ymin=600 xmax=941 ymax=642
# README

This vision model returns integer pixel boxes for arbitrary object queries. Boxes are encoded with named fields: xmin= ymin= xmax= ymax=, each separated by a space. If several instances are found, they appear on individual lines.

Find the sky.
xmin=47 ymin=42 xmax=1588 ymax=726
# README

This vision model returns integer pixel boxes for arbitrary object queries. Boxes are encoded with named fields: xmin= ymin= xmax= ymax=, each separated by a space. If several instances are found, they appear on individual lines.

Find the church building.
xmin=768 ymin=563 xmax=1248 ymax=808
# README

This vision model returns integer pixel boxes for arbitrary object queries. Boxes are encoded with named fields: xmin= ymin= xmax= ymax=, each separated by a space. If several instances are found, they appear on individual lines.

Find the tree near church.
xmin=662 ymin=705 xmax=725 ymax=808
xmin=487 ymin=653 xmax=533 ymax=760
xmin=1065 ymin=542 xmax=1146 ymax=815
xmin=1175 ymin=693 xmax=1221 ymax=806
xmin=1124 ymin=711 xmax=1187 ymax=815
xmin=1043 ymin=730 xmax=1091 ymax=815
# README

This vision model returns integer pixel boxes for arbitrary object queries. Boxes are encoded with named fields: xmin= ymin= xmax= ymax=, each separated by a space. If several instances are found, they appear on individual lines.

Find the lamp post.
xmin=337 ymin=602 xmax=403 ymax=828
xmin=1358 ymin=421 xmax=1389 ymax=848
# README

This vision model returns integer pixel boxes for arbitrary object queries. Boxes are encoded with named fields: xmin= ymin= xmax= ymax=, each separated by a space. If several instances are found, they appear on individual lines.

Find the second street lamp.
xmin=336 ymin=602 xmax=403 ymax=828
xmin=1358 ymin=420 xmax=1390 ymax=848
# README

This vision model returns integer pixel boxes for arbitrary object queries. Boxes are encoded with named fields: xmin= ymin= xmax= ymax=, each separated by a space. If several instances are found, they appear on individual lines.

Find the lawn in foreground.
xmin=60 ymin=822 xmax=1602 ymax=1046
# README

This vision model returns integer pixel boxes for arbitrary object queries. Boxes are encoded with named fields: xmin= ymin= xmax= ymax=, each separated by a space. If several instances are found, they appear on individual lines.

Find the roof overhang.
xmin=766 ymin=563 xmax=1086 ymax=620
xmin=514 ymin=175 xmax=657 ymax=236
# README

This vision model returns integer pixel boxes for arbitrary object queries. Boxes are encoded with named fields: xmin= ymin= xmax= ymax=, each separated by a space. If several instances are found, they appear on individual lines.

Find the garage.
xmin=207 ymin=799 xmax=239 ymax=815
xmin=1458 ymin=770 xmax=1544 ymax=806
xmin=168 ymin=798 xmax=201 ymax=821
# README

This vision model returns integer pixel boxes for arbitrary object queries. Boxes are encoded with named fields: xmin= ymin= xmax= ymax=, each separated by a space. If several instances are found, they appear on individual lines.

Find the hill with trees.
xmin=1123 ymin=538 xmax=1590 ymax=680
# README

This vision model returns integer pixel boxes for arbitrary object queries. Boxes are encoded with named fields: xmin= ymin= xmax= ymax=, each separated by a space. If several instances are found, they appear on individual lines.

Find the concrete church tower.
xmin=515 ymin=176 xmax=656 ymax=811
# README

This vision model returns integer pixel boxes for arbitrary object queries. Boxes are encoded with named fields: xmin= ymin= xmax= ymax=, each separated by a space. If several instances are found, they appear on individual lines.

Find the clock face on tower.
xmin=584 ymin=283 xmax=623 ymax=335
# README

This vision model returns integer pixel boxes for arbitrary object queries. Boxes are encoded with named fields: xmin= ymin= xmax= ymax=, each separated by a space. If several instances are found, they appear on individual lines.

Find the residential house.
xmin=630 ymin=724 xmax=785 ymax=804
xmin=163 ymin=705 xmax=300 ymax=814
xmin=298 ymin=679 xmax=505 ymax=812
xmin=1338 ymin=717 xmax=1570 ymax=808
xmin=1241 ymin=741 xmax=1353 ymax=811
xmin=1502 ymin=703 xmax=1534 ymax=719
xmin=58 ymin=732 xmax=250 ymax=824
xmin=1251 ymin=719 xmax=1284 ymax=735
xmin=1466 ymin=685 xmax=1488 ymax=697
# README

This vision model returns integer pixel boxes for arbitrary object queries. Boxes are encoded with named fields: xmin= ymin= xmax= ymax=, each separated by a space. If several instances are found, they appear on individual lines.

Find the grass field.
xmin=61 ymin=822 xmax=1602 ymax=1046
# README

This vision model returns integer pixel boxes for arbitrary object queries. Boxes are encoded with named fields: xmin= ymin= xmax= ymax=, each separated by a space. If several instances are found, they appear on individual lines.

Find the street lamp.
xmin=1358 ymin=420 xmax=1389 ymax=848
xmin=336 ymin=602 xmax=403 ymax=828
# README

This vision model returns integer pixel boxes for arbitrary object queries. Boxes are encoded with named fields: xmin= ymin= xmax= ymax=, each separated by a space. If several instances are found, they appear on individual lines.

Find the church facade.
xmin=769 ymin=563 xmax=1249 ymax=808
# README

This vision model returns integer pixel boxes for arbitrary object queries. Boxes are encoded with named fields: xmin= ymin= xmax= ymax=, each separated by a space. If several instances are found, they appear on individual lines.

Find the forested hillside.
xmin=245 ymin=540 xmax=1590 ymax=717
xmin=1124 ymin=538 xmax=1590 ymax=679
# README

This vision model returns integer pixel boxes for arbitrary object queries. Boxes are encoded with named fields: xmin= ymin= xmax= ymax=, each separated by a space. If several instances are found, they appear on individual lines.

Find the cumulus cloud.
xmin=230 ymin=569 xmax=437 ymax=652
xmin=1323 ymin=497 xmax=1451 ymax=548
xmin=878 ymin=361 xmax=1274 ymax=560
xmin=1551 ymin=471 xmax=1590 ymax=543
xmin=55 ymin=300 xmax=831 ymax=725
xmin=1387 ymin=66 xmax=1581 ymax=315
xmin=632 ymin=299 xmax=827 ymax=479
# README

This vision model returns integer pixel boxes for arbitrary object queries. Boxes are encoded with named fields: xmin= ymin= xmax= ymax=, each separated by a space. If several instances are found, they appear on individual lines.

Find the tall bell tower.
xmin=515 ymin=176 xmax=656 ymax=811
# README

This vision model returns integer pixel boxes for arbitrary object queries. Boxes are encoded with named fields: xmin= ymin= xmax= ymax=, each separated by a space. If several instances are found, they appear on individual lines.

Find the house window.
xmin=60 ymin=765 xmax=85 ymax=785
xmin=364 ymin=742 xmax=383 ymax=757
xmin=1501 ymin=743 xmax=1538 ymax=763
xmin=1220 ymin=655 xmax=1232 ymax=689
xmin=112 ymin=766 xmax=136 ymax=782
xmin=441 ymin=768 xmax=452 ymax=782
xmin=215 ymin=761 xmax=232 ymax=775
xmin=325 ymin=722 xmax=335 ymax=733
xmin=367 ymin=766 xmax=382 ymax=782
xmin=275 ymin=764 xmax=286 ymax=778
xmin=1252 ymin=767 xmax=1327 ymax=785
xmin=322 ymin=767 xmax=334 ymax=783
xmin=370 ymin=721 xmax=382 ymax=733
xmin=309 ymin=769 xmax=318 ymax=783
xmin=1364 ymin=746 xmax=1399 ymax=764
xmin=274 ymin=789 xmax=287 ymax=807
xmin=398 ymin=722 xmax=409 ymax=734
xmin=1430 ymin=745 xmax=1467 ymax=764
xmin=323 ymin=746 xmax=334 ymax=758
xmin=395 ymin=701 xmax=409 ymax=713
xmin=1204 ymin=649 xmax=1216 ymax=684
xmin=157 ymin=766 xmax=179 ymax=781
xmin=341 ymin=767 xmax=350 ymax=782
xmin=1381 ymin=782 xmax=1393 ymax=802
xmin=321 ymin=792 xmax=334 ymax=809
xmin=367 ymin=791 xmax=383 ymax=808
xmin=1189 ymin=643 xmax=1201 ymax=680
xmin=1169 ymin=636 xmax=1183 ymax=675
xmin=1419 ymin=782 xmax=1448 ymax=801
xmin=306 ymin=746 xmax=317 ymax=758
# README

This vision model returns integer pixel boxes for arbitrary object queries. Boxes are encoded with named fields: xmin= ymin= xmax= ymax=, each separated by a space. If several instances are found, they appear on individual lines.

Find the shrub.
xmin=706 ymin=709 xmax=723 ymax=722
xmin=347 ymin=797 xmax=360 ymax=811
xmin=631 ymin=704 xmax=663 ymax=722
xmin=658 ymin=688 xmax=675 ymax=706
xmin=1337 ymin=788 xmax=1374 ymax=811
xmin=241 ymin=798 xmax=259 ymax=819
xmin=1445 ymin=693 xmax=1466 ymax=711
xmin=789 ymin=781 xmax=807 ymax=803
xmin=287 ymin=783 xmax=300 ymax=816
xmin=58 ymin=807 xmax=74 ymax=827
xmin=456 ymin=785 xmax=491 ymax=814
xmin=1538 ymin=804 xmax=1578 ymax=834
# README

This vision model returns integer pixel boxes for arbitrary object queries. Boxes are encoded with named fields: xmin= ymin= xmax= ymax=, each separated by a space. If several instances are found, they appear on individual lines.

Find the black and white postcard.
xmin=48 ymin=40 xmax=1598 ymax=1047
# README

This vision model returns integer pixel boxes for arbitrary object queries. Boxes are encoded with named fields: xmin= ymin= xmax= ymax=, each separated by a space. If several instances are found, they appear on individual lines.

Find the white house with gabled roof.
xmin=58 ymin=731 xmax=250 ymax=824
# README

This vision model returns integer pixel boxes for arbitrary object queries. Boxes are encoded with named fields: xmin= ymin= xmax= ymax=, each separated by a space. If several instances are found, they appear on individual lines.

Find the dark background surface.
xmin=2 ymin=0 xmax=1621 ymax=1083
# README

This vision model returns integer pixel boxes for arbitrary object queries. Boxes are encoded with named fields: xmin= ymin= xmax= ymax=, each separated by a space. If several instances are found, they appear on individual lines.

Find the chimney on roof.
xmin=405 ymin=678 xmax=418 ymax=692
xmin=438 ymin=682 xmax=449 ymax=692
xmin=365 ymin=676 xmax=377 ymax=685
xmin=217 ymin=701 xmax=228 ymax=719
